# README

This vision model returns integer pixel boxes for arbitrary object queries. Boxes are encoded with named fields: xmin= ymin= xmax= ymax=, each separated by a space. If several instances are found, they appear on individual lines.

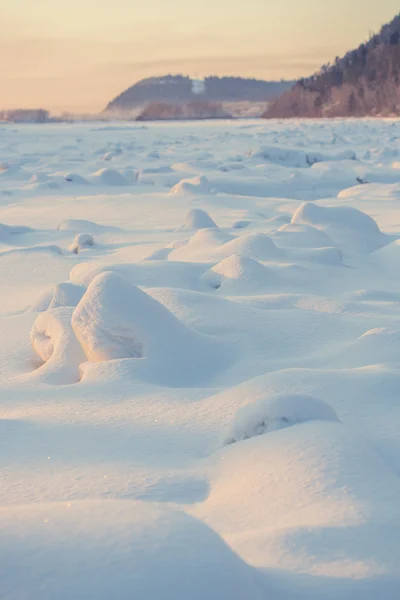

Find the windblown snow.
xmin=1 ymin=119 xmax=400 ymax=599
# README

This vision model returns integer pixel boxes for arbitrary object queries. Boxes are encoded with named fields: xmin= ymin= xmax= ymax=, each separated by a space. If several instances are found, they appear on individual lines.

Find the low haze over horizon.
xmin=1 ymin=0 xmax=399 ymax=113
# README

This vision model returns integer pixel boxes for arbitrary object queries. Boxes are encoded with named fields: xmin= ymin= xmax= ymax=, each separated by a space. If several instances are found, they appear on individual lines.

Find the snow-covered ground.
xmin=1 ymin=119 xmax=400 ymax=599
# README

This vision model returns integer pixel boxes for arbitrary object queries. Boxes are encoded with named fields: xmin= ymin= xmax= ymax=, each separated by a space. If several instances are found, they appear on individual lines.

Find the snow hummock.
xmin=69 ymin=233 xmax=95 ymax=254
xmin=30 ymin=307 xmax=86 ymax=384
xmin=197 ymin=421 xmax=400 ymax=599
xmin=31 ymin=282 xmax=86 ymax=312
xmin=225 ymin=393 xmax=340 ymax=444
xmin=57 ymin=219 xmax=116 ymax=234
xmin=272 ymin=223 xmax=336 ymax=249
xmin=72 ymin=271 xmax=230 ymax=385
xmin=203 ymin=254 xmax=273 ymax=293
xmin=220 ymin=232 xmax=280 ymax=260
xmin=64 ymin=172 xmax=90 ymax=184
xmin=292 ymin=202 xmax=389 ymax=253
xmin=170 ymin=175 xmax=211 ymax=195
xmin=180 ymin=208 xmax=218 ymax=230
xmin=90 ymin=168 xmax=129 ymax=186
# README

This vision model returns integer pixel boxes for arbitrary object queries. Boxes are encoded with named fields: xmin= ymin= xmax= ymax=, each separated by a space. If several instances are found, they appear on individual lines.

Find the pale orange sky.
xmin=1 ymin=0 xmax=399 ymax=113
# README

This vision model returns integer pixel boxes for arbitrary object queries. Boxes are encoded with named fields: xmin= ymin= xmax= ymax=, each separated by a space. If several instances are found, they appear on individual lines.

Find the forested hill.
xmin=263 ymin=13 xmax=400 ymax=118
xmin=105 ymin=76 xmax=294 ymax=112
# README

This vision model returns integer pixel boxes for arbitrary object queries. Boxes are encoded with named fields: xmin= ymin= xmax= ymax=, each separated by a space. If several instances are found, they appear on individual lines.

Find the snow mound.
xmin=272 ymin=223 xmax=336 ymax=249
xmin=198 ymin=421 xmax=400 ymax=596
xmin=30 ymin=307 xmax=86 ymax=384
xmin=72 ymin=272 xmax=229 ymax=385
xmin=372 ymin=239 xmax=400 ymax=271
xmin=180 ymin=208 xmax=218 ymax=230
xmin=291 ymin=202 xmax=388 ymax=253
xmin=25 ymin=180 xmax=60 ymax=191
xmin=170 ymin=175 xmax=211 ymax=195
xmin=225 ymin=393 xmax=340 ymax=444
xmin=167 ymin=231 xmax=279 ymax=264
xmin=64 ymin=172 xmax=90 ymax=184
xmin=90 ymin=168 xmax=128 ymax=186
xmin=167 ymin=229 xmax=234 ymax=262
xmin=203 ymin=254 xmax=273 ymax=293
xmin=70 ymin=259 xmax=209 ymax=291
xmin=0 ymin=500 xmax=263 ymax=600
xmin=220 ymin=233 xmax=280 ymax=260
xmin=329 ymin=328 xmax=400 ymax=369
xmin=297 ymin=246 xmax=344 ymax=266
xmin=57 ymin=219 xmax=115 ymax=234
xmin=292 ymin=202 xmax=379 ymax=231
xmin=69 ymin=233 xmax=95 ymax=254
xmin=31 ymin=282 xmax=86 ymax=312
xmin=101 ymin=150 xmax=122 ymax=161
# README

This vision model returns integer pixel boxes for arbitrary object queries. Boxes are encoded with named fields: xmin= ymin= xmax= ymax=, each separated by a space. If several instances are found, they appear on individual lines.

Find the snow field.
xmin=1 ymin=119 xmax=400 ymax=598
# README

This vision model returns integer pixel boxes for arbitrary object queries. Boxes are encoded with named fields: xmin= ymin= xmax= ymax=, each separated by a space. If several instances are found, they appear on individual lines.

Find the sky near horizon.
xmin=1 ymin=0 xmax=399 ymax=113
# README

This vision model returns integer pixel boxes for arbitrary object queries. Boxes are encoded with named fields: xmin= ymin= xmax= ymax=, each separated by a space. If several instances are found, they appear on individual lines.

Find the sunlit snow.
xmin=1 ymin=118 xmax=400 ymax=599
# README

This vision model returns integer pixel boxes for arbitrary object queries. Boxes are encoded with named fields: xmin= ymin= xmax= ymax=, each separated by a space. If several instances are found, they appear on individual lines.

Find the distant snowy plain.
xmin=1 ymin=119 xmax=400 ymax=599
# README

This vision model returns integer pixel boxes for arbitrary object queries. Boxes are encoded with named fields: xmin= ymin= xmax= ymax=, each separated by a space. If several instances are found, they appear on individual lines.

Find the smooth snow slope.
xmin=1 ymin=119 xmax=400 ymax=599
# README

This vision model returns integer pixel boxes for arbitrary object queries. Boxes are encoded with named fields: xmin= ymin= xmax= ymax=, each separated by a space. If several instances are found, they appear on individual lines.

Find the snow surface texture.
xmin=1 ymin=119 xmax=400 ymax=599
